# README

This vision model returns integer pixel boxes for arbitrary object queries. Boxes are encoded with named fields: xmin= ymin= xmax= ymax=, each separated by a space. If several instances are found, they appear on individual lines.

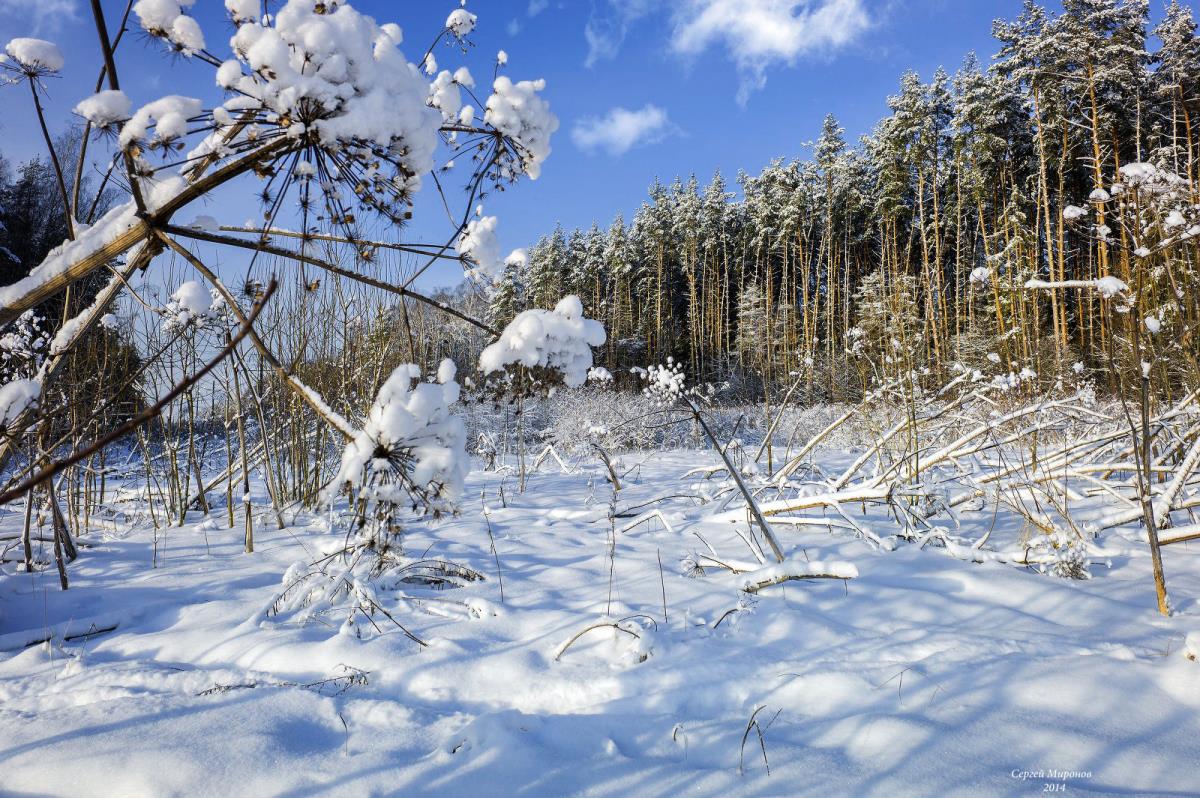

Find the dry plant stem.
xmin=220 ymin=226 xmax=467 ymax=262
xmin=481 ymin=499 xmax=504 ymax=603
xmin=753 ymin=374 xmax=806 ymax=465
xmin=48 ymin=485 xmax=75 ymax=589
xmin=21 ymin=489 xmax=34 ymax=571
xmin=230 ymin=348 xmax=286 ymax=529
xmin=75 ymin=0 xmax=137 ymax=219
xmin=158 ymin=233 xmax=356 ymax=440
xmin=591 ymin=443 xmax=622 ymax=491
xmin=228 ymin=332 xmax=253 ymax=552
xmin=684 ymin=397 xmax=785 ymax=563
xmin=48 ymin=484 xmax=77 ymax=562
xmin=0 ymin=282 xmax=278 ymax=506
xmin=738 ymin=705 xmax=778 ymax=777
xmin=188 ymin=439 xmax=267 ymax=510
xmin=28 ymin=80 xmax=75 ymax=241
xmin=774 ymin=406 xmax=857 ymax=483
xmin=657 ymin=548 xmax=668 ymax=623
xmin=1139 ymin=373 xmax=1171 ymax=616
xmin=165 ymin=225 xmax=499 ymax=337
xmin=88 ymin=0 xmax=146 ymax=214
xmin=554 ymin=623 xmax=641 ymax=663
xmin=1161 ymin=526 xmax=1200 ymax=546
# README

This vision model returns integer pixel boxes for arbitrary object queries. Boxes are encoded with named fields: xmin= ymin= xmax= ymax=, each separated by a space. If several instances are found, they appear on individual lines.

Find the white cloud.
xmin=584 ymin=0 xmax=655 ymax=68
xmin=674 ymin=0 xmax=870 ymax=96
xmin=586 ymin=0 xmax=872 ymax=98
xmin=572 ymin=104 xmax=675 ymax=156
xmin=0 ymin=0 xmax=79 ymax=34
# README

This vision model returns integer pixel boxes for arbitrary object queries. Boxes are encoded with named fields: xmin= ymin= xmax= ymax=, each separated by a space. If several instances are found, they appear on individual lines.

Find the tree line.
xmin=494 ymin=0 xmax=1200 ymax=401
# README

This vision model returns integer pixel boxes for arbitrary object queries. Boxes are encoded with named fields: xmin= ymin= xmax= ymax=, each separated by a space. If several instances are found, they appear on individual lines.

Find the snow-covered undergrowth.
xmin=2 ymin=443 xmax=1199 ymax=796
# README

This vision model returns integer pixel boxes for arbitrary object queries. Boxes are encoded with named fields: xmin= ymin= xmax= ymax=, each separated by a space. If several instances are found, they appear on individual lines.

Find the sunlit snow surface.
xmin=2 ymin=451 xmax=1198 ymax=796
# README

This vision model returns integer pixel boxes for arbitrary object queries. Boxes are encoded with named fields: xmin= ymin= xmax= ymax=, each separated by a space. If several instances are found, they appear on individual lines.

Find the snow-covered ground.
xmin=2 ymin=451 xmax=1199 ymax=797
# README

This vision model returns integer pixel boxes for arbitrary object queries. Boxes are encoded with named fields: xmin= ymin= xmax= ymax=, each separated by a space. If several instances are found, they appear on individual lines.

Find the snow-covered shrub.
xmin=0 ymin=310 xmax=49 ymax=382
xmin=641 ymin=359 xmax=688 ymax=407
xmin=328 ymin=360 xmax=467 ymax=538
xmin=479 ymin=295 xmax=606 ymax=391
xmin=1026 ymin=530 xmax=1092 ymax=581
xmin=264 ymin=360 xmax=472 ymax=640
xmin=265 ymin=535 xmax=484 ymax=641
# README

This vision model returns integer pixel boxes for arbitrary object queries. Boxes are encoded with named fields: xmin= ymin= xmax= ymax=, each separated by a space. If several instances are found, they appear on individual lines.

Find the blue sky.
xmin=1 ymin=0 xmax=1051 ymax=287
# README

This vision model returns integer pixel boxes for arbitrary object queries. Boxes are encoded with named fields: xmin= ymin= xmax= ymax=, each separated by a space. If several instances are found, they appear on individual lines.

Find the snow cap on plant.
xmin=162 ymin=280 xmax=216 ymax=332
xmin=641 ymin=358 xmax=687 ymax=407
xmin=2 ymin=38 xmax=64 ymax=76
xmin=458 ymin=215 xmax=503 ymax=282
xmin=75 ymin=90 xmax=134 ymax=130
xmin=446 ymin=7 xmax=477 ymax=39
xmin=485 ymin=76 xmax=558 ymax=179
xmin=479 ymin=296 xmax=606 ymax=388
xmin=329 ymin=360 xmax=467 ymax=514
xmin=134 ymin=0 xmax=206 ymax=56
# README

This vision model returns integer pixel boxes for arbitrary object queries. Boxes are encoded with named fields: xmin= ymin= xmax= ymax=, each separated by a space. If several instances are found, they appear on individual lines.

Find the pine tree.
xmin=487 ymin=255 xmax=525 ymax=331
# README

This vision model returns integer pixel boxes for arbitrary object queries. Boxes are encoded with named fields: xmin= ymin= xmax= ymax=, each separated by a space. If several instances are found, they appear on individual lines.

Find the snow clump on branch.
xmin=428 ymin=68 xmax=474 ymax=129
xmin=479 ymin=296 xmax=606 ymax=388
xmin=120 ymin=96 xmax=202 ymax=148
xmin=162 ymin=281 xmax=215 ymax=332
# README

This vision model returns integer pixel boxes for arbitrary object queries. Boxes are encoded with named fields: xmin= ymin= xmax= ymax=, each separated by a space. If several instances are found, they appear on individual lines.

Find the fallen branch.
xmin=739 ymin=558 xmax=858 ymax=594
